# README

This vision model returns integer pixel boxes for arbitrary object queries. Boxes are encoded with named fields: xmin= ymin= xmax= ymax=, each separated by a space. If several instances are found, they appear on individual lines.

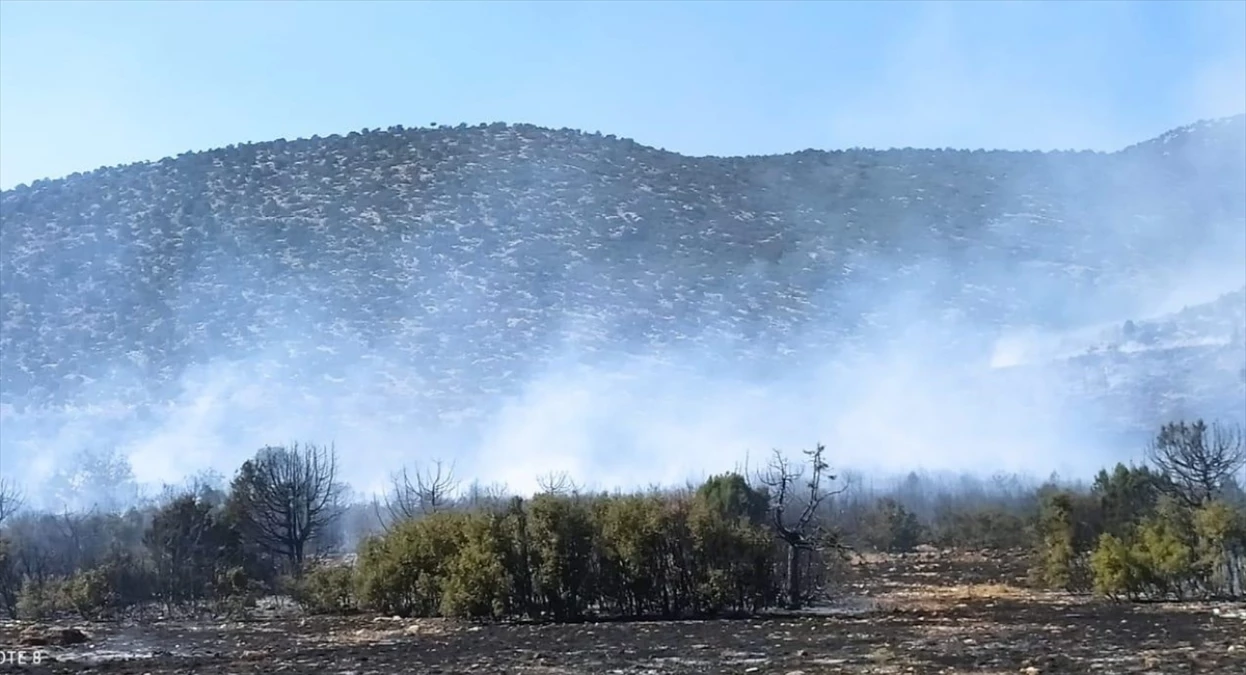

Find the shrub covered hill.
xmin=1 ymin=117 xmax=1244 ymax=473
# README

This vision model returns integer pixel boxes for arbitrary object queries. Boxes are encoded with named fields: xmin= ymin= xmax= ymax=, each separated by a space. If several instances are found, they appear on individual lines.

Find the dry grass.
xmin=876 ymin=581 xmax=1056 ymax=612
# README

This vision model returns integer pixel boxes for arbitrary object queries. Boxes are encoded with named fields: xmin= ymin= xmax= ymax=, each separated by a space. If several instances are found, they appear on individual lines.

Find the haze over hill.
xmin=1 ymin=116 xmax=1244 ymax=506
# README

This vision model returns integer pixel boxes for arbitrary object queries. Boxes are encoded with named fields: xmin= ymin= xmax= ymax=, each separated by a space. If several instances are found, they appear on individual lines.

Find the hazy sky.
xmin=1 ymin=0 xmax=1243 ymax=189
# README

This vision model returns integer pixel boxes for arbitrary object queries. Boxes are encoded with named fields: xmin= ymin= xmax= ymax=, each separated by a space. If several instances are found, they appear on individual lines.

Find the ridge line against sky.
xmin=1 ymin=0 xmax=1244 ymax=190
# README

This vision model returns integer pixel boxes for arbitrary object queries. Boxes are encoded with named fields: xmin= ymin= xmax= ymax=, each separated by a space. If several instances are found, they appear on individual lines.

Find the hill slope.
xmin=1 ymin=118 xmax=1244 ymax=491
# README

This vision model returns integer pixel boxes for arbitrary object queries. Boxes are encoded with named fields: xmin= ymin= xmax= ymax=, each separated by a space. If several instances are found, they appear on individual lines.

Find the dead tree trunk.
xmin=758 ymin=443 xmax=848 ymax=609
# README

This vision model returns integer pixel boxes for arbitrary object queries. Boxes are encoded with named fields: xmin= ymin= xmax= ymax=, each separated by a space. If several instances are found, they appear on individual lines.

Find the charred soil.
xmin=4 ymin=551 xmax=1243 ymax=674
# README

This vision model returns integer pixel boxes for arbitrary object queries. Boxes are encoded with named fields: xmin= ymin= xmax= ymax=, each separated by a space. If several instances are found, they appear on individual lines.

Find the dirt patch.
xmin=16 ymin=625 xmax=90 ymax=647
xmin=3 ymin=551 xmax=1242 ymax=674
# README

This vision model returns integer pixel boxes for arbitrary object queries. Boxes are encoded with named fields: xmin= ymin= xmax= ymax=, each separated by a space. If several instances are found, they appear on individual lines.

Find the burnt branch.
xmin=1146 ymin=420 xmax=1245 ymax=507
xmin=0 ymin=478 xmax=24 ymax=525
xmin=233 ymin=442 xmax=344 ymax=571
xmin=381 ymin=459 xmax=460 ymax=523
xmin=536 ymin=470 xmax=579 ymax=496
xmin=757 ymin=443 xmax=844 ymax=548
xmin=755 ymin=442 xmax=846 ymax=609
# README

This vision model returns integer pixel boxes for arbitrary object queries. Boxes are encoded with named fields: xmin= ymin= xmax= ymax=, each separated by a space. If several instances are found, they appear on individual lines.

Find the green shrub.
xmin=1090 ymin=533 xmax=1141 ymax=600
xmin=526 ymin=494 xmax=597 ymax=621
xmin=863 ymin=499 xmax=924 ymax=553
xmin=593 ymin=495 xmax=668 ymax=615
xmin=695 ymin=473 xmax=769 ymax=525
xmin=290 ymin=563 xmax=357 ymax=614
xmin=64 ymin=567 xmax=115 ymax=618
xmin=0 ymin=537 xmax=19 ymax=619
xmin=1031 ymin=491 xmax=1102 ymax=591
xmin=439 ymin=515 xmax=512 ymax=618
xmin=16 ymin=577 xmax=70 ymax=620
xmin=1087 ymin=498 xmax=1245 ymax=601
xmin=1132 ymin=510 xmax=1195 ymax=599
xmin=689 ymin=503 xmax=776 ymax=614
xmin=1192 ymin=500 xmax=1246 ymax=595
xmin=1034 ymin=497 xmax=1078 ymax=589
xmin=355 ymin=512 xmax=472 ymax=617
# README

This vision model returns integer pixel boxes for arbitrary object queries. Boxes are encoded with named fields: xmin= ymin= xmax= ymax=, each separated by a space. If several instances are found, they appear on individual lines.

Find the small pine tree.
xmin=1090 ymin=533 xmax=1139 ymax=600
xmin=1034 ymin=493 xmax=1079 ymax=589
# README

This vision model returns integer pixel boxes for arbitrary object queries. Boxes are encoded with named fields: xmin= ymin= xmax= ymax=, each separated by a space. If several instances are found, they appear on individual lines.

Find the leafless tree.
xmin=231 ymin=442 xmax=344 ymax=572
xmin=536 ymin=470 xmax=579 ymax=496
xmin=375 ymin=459 xmax=460 ymax=528
xmin=0 ymin=478 xmax=24 ymax=525
xmin=1146 ymin=420 xmax=1246 ymax=507
xmin=756 ymin=442 xmax=848 ymax=609
xmin=460 ymin=480 xmax=510 ymax=509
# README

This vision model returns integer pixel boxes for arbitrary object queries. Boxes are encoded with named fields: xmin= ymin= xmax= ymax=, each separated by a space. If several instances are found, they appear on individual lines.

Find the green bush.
xmin=1031 ymin=491 xmax=1102 ymax=591
xmin=439 ymin=515 xmax=512 ymax=618
xmin=355 ymin=512 xmax=473 ymax=617
xmin=594 ymin=495 xmax=668 ymax=615
xmin=16 ymin=577 xmax=70 ymax=620
xmin=526 ymin=494 xmax=597 ymax=621
xmin=1087 ymin=498 xmax=1245 ymax=601
xmin=1033 ymin=493 xmax=1080 ymax=590
xmin=290 ymin=563 xmax=357 ymax=614
xmin=352 ymin=485 xmax=786 ymax=621
xmin=0 ymin=537 xmax=19 ymax=619
xmin=1090 ymin=533 xmax=1141 ymax=600
xmin=15 ymin=552 xmax=153 ymax=619
xmin=695 ymin=473 xmax=769 ymax=525
xmin=863 ymin=499 xmax=923 ymax=553
xmin=1192 ymin=500 xmax=1246 ymax=595
xmin=688 ymin=501 xmax=776 ymax=614
xmin=1132 ymin=513 xmax=1195 ymax=599
xmin=64 ymin=567 xmax=115 ymax=618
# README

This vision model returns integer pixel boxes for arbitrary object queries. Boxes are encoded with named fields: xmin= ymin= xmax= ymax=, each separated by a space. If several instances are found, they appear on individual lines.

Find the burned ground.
xmin=3 ymin=550 xmax=1242 ymax=674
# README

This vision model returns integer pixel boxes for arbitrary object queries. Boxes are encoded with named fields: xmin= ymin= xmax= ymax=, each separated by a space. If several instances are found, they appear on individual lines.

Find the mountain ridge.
xmin=6 ymin=114 xmax=1243 ymax=192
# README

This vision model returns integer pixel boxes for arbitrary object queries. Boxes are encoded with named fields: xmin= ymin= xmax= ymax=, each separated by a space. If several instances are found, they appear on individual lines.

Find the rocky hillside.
xmin=1 ymin=117 xmax=1244 ymax=483
xmin=994 ymin=286 xmax=1245 ymax=442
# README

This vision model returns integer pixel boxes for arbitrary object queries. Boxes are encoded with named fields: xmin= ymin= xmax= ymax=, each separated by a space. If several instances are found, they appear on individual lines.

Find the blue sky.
xmin=1 ymin=0 xmax=1243 ymax=189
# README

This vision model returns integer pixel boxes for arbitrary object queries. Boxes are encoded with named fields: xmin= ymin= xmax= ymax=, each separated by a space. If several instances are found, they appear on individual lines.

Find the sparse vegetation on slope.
xmin=1 ymin=118 xmax=1243 ymax=466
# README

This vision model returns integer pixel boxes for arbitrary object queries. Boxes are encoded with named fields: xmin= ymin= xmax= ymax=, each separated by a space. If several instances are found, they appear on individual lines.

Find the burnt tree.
xmin=536 ymin=470 xmax=579 ymax=496
xmin=1146 ymin=420 xmax=1246 ymax=507
xmin=230 ymin=443 xmax=344 ymax=572
xmin=0 ymin=478 xmax=23 ymax=526
xmin=758 ymin=442 xmax=846 ymax=609
xmin=375 ymin=459 xmax=460 ymax=529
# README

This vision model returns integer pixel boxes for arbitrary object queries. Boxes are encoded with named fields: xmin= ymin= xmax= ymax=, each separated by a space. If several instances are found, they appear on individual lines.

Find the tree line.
xmin=1034 ymin=420 xmax=1246 ymax=599
xmin=0 ymin=419 xmax=1242 ymax=622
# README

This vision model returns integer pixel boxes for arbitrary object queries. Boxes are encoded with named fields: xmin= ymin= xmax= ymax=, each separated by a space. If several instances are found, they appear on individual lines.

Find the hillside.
xmin=1 ymin=117 xmax=1244 ymax=488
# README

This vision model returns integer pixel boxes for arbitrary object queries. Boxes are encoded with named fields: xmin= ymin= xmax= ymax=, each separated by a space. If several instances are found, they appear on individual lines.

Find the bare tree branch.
xmin=755 ymin=442 xmax=848 ymax=609
xmin=1146 ymin=420 xmax=1246 ymax=507
xmin=459 ymin=480 xmax=511 ymax=509
xmin=536 ymin=470 xmax=578 ymax=496
xmin=233 ymin=442 xmax=344 ymax=572
xmin=0 ymin=478 xmax=24 ymax=526
xmin=380 ymin=459 xmax=460 ymax=524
